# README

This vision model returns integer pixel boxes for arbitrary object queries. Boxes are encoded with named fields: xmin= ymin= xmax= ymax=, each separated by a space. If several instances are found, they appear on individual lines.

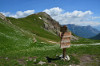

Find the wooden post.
xmin=60 ymin=25 xmax=71 ymax=61
xmin=63 ymin=48 xmax=66 ymax=60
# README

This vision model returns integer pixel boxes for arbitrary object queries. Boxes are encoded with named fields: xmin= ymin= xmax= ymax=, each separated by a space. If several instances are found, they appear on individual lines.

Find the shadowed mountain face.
xmin=90 ymin=33 xmax=100 ymax=40
xmin=67 ymin=24 xmax=100 ymax=38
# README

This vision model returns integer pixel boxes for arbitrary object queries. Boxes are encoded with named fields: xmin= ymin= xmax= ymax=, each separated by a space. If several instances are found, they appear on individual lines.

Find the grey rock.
xmin=37 ymin=12 xmax=60 ymax=36
xmin=37 ymin=12 xmax=78 ymax=41
xmin=38 ymin=61 xmax=46 ymax=65
xmin=0 ymin=13 xmax=6 ymax=20
xmin=33 ymin=59 xmax=36 ymax=62
xmin=0 ymin=13 xmax=12 ymax=24
xmin=5 ymin=57 xmax=8 ymax=60
xmin=33 ymin=37 xmax=37 ymax=43
xmin=71 ymin=35 xmax=79 ymax=41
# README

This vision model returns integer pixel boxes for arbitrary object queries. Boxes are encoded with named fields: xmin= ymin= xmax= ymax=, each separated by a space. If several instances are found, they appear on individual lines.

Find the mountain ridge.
xmin=90 ymin=33 xmax=100 ymax=40
xmin=67 ymin=24 xmax=100 ymax=38
xmin=0 ymin=12 xmax=78 ymax=43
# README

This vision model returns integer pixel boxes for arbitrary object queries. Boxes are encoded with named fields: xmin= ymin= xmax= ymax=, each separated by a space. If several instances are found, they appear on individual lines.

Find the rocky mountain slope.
xmin=6 ymin=12 xmax=61 ymax=42
xmin=0 ymin=13 xmax=6 ymax=20
xmin=0 ymin=12 xmax=78 ymax=44
xmin=36 ymin=12 xmax=60 ymax=35
xmin=67 ymin=24 xmax=100 ymax=38
xmin=0 ymin=13 xmax=59 ymax=45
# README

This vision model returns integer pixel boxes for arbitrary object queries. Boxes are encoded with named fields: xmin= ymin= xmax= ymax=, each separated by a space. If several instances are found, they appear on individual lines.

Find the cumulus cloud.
xmin=44 ymin=7 xmax=63 ymax=16
xmin=43 ymin=7 xmax=100 ymax=26
xmin=1 ymin=7 xmax=100 ymax=26
xmin=1 ymin=10 xmax=35 ymax=18
xmin=1 ymin=12 xmax=10 ymax=16
xmin=92 ymin=16 xmax=100 ymax=19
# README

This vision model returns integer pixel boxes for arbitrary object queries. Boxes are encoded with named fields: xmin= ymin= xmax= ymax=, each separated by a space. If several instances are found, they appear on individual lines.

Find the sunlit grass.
xmin=0 ymin=17 xmax=100 ymax=65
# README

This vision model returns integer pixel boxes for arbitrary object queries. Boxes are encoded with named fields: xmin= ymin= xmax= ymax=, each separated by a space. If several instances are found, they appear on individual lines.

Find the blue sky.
xmin=0 ymin=0 xmax=100 ymax=15
xmin=0 ymin=0 xmax=100 ymax=30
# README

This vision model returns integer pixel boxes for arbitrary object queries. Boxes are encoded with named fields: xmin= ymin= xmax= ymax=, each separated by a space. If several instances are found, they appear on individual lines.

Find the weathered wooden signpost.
xmin=60 ymin=25 xmax=71 ymax=60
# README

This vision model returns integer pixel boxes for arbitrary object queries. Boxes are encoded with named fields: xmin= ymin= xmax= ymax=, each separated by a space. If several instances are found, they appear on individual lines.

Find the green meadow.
xmin=0 ymin=16 xmax=100 ymax=66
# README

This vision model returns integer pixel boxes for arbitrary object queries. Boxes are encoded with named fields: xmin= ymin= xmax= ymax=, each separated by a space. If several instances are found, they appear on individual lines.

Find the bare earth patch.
xmin=79 ymin=54 xmax=100 ymax=66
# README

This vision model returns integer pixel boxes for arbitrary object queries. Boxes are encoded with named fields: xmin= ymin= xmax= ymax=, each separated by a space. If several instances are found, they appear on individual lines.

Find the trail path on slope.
xmin=71 ymin=43 xmax=100 ymax=46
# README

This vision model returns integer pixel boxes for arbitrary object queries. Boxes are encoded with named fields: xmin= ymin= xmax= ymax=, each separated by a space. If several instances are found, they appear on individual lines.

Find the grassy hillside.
xmin=0 ymin=12 xmax=100 ymax=66
xmin=71 ymin=32 xmax=100 ymax=44
xmin=7 ymin=14 xmax=60 ymax=42
xmin=72 ymin=37 xmax=100 ymax=44
xmin=0 ymin=17 xmax=100 ymax=66
xmin=6 ymin=14 xmax=100 ymax=44
xmin=0 ymin=18 xmax=35 ymax=54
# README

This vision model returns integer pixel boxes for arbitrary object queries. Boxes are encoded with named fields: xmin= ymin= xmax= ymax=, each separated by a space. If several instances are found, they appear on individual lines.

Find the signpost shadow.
xmin=46 ymin=56 xmax=61 ymax=63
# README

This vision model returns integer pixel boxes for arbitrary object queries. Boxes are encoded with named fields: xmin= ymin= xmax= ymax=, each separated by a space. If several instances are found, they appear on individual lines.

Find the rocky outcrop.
xmin=37 ymin=12 xmax=60 ymax=35
xmin=0 ymin=13 xmax=6 ymax=20
xmin=0 ymin=13 xmax=12 ymax=24
xmin=71 ymin=35 xmax=79 ymax=41
xmin=36 ymin=12 xmax=78 ymax=40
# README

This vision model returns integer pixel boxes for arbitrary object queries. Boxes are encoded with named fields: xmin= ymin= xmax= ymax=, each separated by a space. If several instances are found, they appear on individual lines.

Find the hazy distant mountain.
xmin=67 ymin=24 xmax=100 ymax=38
xmin=90 ymin=33 xmax=100 ymax=40
xmin=93 ymin=26 xmax=100 ymax=31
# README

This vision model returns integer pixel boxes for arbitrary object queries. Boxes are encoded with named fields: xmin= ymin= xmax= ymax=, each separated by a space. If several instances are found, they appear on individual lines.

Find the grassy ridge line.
xmin=0 ymin=17 xmax=59 ymax=45
xmin=6 ymin=14 xmax=100 ymax=44
xmin=7 ymin=14 xmax=60 ymax=42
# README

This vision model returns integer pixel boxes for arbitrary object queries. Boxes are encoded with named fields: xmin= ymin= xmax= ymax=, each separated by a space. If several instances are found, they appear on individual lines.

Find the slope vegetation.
xmin=7 ymin=13 xmax=60 ymax=42
xmin=0 ymin=13 xmax=100 ymax=66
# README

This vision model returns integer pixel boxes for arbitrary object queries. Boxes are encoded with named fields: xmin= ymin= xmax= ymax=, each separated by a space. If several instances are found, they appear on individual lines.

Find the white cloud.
xmin=92 ymin=16 xmax=100 ymax=19
xmin=43 ymin=7 xmax=100 ymax=26
xmin=1 ymin=7 xmax=100 ymax=26
xmin=1 ymin=12 xmax=10 ymax=16
xmin=1 ymin=10 xmax=35 ymax=18
xmin=44 ymin=7 xmax=63 ymax=16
